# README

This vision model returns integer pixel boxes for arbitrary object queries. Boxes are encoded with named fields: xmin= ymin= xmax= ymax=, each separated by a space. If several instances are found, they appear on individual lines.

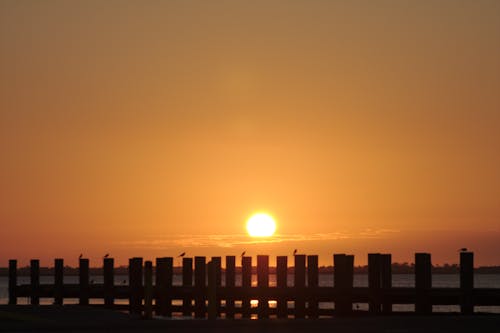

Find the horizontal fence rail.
xmin=7 ymin=252 xmax=500 ymax=319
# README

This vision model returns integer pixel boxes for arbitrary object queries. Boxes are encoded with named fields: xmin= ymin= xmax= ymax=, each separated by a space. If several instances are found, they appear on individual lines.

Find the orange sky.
xmin=1 ymin=1 xmax=499 ymax=266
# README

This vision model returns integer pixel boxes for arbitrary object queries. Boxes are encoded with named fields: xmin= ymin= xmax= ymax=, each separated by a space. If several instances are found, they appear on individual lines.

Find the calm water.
xmin=1 ymin=274 xmax=499 ymax=313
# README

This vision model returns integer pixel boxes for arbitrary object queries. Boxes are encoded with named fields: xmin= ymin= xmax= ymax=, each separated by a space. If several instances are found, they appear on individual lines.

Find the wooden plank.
xmin=241 ymin=256 xmax=252 ymax=318
xmin=368 ymin=253 xmax=381 ymax=313
xmin=334 ymin=254 xmax=353 ymax=315
xmin=415 ymin=253 xmax=432 ymax=314
xmin=307 ymin=255 xmax=319 ymax=318
xmin=294 ymin=254 xmax=306 ymax=319
xmin=103 ymin=258 xmax=114 ymax=308
xmin=30 ymin=259 xmax=40 ymax=305
xmin=380 ymin=254 xmax=392 ymax=313
xmin=211 ymin=256 xmax=222 ymax=314
xmin=182 ymin=257 xmax=193 ymax=317
xmin=225 ymin=256 xmax=236 ymax=318
xmin=460 ymin=251 xmax=474 ymax=314
xmin=129 ymin=257 xmax=143 ymax=316
xmin=155 ymin=257 xmax=173 ymax=316
xmin=207 ymin=261 xmax=217 ymax=319
xmin=79 ymin=258 xmax=90 ymax=305
xmin=257 ymin=255 xmax=269 ymax=318
xmin=144 ymin=260 xmax=153 ymax=319
xmin=54 ymin=258 xmax=64 ymax=305
xmin=276 ymin=256 xmax=288 ymax=318
xmin=194 ymin=256 xmax=206 ymax=318
xmin=8 ymin=259 xmax=17 ymax=305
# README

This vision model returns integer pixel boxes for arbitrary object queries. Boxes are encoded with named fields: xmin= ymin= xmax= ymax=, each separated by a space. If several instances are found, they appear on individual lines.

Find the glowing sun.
xmin=246 ymin=213 xmax=276 ymax=237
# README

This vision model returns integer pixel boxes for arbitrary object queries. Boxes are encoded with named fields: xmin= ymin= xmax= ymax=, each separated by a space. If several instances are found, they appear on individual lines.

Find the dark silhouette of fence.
xmin=7 ymin=252 xmax=500 ymax=319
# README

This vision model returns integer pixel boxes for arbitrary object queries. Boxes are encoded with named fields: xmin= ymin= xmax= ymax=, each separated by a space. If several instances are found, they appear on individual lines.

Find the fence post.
xmin=54 ymin=258 xmax=64 ymax=305
xmin=30 ymin=259 xmax=40 ymax=305
xmin=129 ymin=257 xmax=143 ymax=316
xmin=225 ymin=256 xmax=236 ymax=318
xmin=194 ymin=256 xmax=206 ymax=318
xmin=156 ymin=257 xmax=173 ymax=316
xmin=294 ymin=254 xmax=306 ymax=319
xmin=8 ymin=260 xmax=17 ymax=305
xmin=103 ymin=257 xmax=114 ymax=308
xmin=276 ymin=256 xmax=288 ymax=318
xmin=241 ymin=256 xmax=252 ymax=318
xmin=381 ymin=254 xmax=392 ymax=313
xmin=334 ymin=254 xmax=353 ymax=315
xmin=460 ymin=251 xmax=474 ymax=314
xmin=307 ymin=255 xmax=319 ymax=318
xmin=144 ymin=261 xmax=153 ymax=319
xmin=211 ymin=256 xmax=222 ymax=315
xmin=79 ymin=258 xmax=89 ymax=306
xmin=368 ymin=253 xmax=381 ymax=313
xmin=207 ymin=261 xmax=217 ymax=320
xmin=182 ymin=257 xmax=193 ymax=317
xmin=415 ymin=253 xmax=432 ymax=314
xmin=257 ymin=255 xmax=269 ymax=319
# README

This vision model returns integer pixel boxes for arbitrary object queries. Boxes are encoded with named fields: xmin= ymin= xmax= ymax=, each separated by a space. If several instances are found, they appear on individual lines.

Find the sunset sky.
xmin=1 ymin=1 xmax=499 ymax=266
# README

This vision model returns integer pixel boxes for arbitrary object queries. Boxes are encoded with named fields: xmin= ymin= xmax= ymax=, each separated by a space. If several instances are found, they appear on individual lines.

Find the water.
xmin=1 ymin=274 xmax=499 ymax=313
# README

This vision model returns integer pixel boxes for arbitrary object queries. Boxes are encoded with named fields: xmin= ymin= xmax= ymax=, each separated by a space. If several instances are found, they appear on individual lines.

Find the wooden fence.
xmin=7 ymin=252 xmax=500 ymax=319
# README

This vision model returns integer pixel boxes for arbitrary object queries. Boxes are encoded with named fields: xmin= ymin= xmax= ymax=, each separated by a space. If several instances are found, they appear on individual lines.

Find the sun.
xmin=246 ymin=213 xmax=276 ymax=237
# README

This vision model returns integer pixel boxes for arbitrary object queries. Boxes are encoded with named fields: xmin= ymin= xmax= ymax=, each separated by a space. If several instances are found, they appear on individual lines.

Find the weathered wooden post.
xmin=381 ymin=254 xmax=392 ymax=313
xmin=460 ymin=251 xmax=474 ymax=314
xmin=54 ymin=258 xmax=64 ymax=305
xmin=225 ymin=256 xmax=236 ymax=318
xmin=207 ymin=261 xmax=217 ymax=320
xmin=276 ymin=256 xmax=288 ymax=318
xmin=103 ymin=257 xmax=114 ymax=308
xmin=79 ymin=258 xmax=90 ymax=306
xmin=129 ymin=257 xmax=143 ymax=316
xmin=241 ymin=256 xmax=252 ymax=318
xmin=211 ymin=256 xmax=222 ymax=315
xmin=144 ymin=261 xmax=153 ymax=319
xmin=194 ymin=256 xmax=206 ymax=318
xmin=182 ymin=257 xmax=193 ymax=317
xmin=307 ymin=255 xmax=319 ymax=318
xmin=368 ymin=253 xmax=381 ymax=313
xmin=30 ymin=259 xmax=40 ymax=305
xmin=334 ymin=254 xmax=354 ymax=315
xmin=8 ymin=260 xmax=17 ymax=305
xmin=257 ymin=255 xmax=269 ymax=319
xmin=294 ymin=254 xmax=306 ymax=319
xmin=156 ymin=257 xmax=173 ymax=316
xmin=415 ymin=253 xmax=432 ymax=314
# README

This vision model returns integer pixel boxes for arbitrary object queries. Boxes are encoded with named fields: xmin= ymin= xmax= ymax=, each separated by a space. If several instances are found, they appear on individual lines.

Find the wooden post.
xmin=241 ymin=256 xmax=252 ymax=318
xmin=211 ymin=256 xmax=222 ymax=315
xmin=8 ymin=260 xmax=17 ymax=305
xmin=30 ymin=259 xmax=40 ymax=305
xmin=156 ymin=257 xmax=173 ymax=316
xmin=79 ymin=258 xmax=89 ymax=306
xmin=194 ymin=256 xmax=206 ymax=318
xmin=294 ymin=254 xmax=306 ymax=319
xmin=460 ymin=252 xmax=474 ymax=314
xmin=257 ymin=255 xmax=269 ymax=319
xmin=182 ymin=257 xmax=193 ymax=317
xmin=380 ymin=254 xmax=392 ymax=313
xmin=129 ymin=257 xmax=143 ymax=316
xmin=276 ymin=256 xmax=288 ymax=318
xmin=415 ymin=253 xmax=432 ymax=314
xmin=368 ymin=253 xmax=381 ymax=313
xmin=334 ymin=254 xmax=353 ymax=315
xmin=103 ymin=258 xmax=114 ymax=308
xmin=144 ymin=261 xmax=153 ymax=319
xmin=207 ymin=261 xmax=217 ymax=320
xmin=307 ymin=255 xmax=319 ymax=318
xmin=54 ymin=258 xmax=64 ymax=306
xmin=225 ymin=256 xmax=236 ymax=318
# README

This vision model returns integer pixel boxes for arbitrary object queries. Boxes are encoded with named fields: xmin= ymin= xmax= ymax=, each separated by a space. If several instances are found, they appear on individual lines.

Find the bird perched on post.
xmin=178 ymin=252 xmax=186 ymax=257
xmin=241 ymin=251 xmax=246 ymax=257
xmin=459 ymin=248 xmax=468 ymax=252
xmin=293 ymin=249 xmax=297 ymax=256
xmin=104 ymin=253 xmax=109 ymax=258
xmin=79 ymin=254 xmax=83 ymax=259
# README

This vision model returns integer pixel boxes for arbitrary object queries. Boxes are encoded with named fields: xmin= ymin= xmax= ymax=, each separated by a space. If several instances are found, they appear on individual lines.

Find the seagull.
xmin=79 ymin=254 xmax=83 ymax=259
xmin=104 ymin=253 xmax=109 ymax=258
xmin=178 ymin=252 xmax=186 ymax=257
xmin=459 ymin=248 xmax=468 ymax=252
xmin=241 ymin=251 xmax=246 ymax=257
xmin=293 ymin=249 xmax=297 ymax=255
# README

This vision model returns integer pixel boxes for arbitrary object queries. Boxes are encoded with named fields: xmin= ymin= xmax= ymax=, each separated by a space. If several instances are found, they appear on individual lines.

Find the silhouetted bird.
xmin=79 ymin=254 xmax=83 ymax=259
xmin=178 ymin=252 xmax=186 ymax=257
xmin=241 ymin=251 xmax=246 ymax=257
xmin=460 ymin=248 xmax=468 ymax=252
xmin=293 ymin=249 xmax=297 ymax=255
xmin=104 ymin=253 xmax=109 ymax=258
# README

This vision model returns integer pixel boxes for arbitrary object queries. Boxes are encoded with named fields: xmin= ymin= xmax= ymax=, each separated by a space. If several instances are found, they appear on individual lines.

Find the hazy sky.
xmin=1 ymin=0 xmax=499 ymax=266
